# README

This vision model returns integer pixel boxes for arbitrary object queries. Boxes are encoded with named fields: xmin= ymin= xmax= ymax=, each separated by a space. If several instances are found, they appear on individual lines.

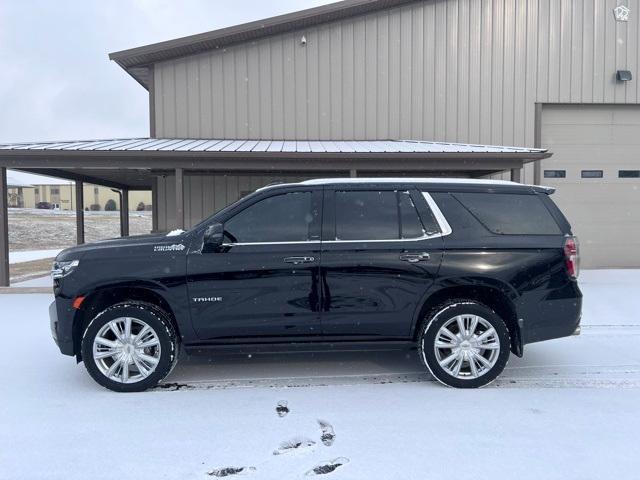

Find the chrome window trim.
xmin=221 ymin=192 xmax=452 ymax=245
xmin=225 ymin=237 xmax=440 ymax=246
xmin=422 ymin=192 xmax=453 ymax=237
xmin=222 ymin=240 xmax=321 ymax=246
xmin=322 ymin=235 xmax=437 ymax=244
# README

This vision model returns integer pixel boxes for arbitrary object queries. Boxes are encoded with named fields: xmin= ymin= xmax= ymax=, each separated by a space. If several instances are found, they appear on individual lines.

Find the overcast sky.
xmin=0 ymin=0 xmax=334 ymax=183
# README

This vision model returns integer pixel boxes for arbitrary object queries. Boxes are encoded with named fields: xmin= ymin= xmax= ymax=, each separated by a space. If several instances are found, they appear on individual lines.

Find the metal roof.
xmin=109 ymin=0 xmax=419 ymax=88
xmin=0 ymin=138 xmax=547 ymax=156
xmin=0 ymin=138 xmax=550 ymax=191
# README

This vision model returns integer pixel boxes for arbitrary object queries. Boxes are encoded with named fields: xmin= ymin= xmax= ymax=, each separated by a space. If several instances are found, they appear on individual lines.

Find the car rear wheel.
xmin=81 ymin=302 xmax=178 ymax=392
xmin=419 ymin=300 xmax=511 ymax=388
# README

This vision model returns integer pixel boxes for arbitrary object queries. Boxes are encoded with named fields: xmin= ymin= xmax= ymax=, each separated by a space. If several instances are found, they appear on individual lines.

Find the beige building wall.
xmin=154 ymin=0 xmax=639 ymax=187
xmin=149 ymin=0 xmax=640 ymax=267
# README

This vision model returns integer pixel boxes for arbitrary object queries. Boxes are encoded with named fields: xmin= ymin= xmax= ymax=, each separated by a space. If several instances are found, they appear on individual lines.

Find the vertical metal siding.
xmin=154 ymin=0 xmax=639 ymax=157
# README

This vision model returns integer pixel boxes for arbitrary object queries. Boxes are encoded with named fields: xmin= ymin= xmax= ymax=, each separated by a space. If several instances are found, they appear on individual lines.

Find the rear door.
xmin=319 ymin=186 xmax=445 ymax=339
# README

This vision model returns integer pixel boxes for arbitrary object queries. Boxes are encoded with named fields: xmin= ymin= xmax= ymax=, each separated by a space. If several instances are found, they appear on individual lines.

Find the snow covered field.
xmin=8 ymin=208 xmax=152 ymax=250
xmin=1 ymin=270 xmax=639 ymax=479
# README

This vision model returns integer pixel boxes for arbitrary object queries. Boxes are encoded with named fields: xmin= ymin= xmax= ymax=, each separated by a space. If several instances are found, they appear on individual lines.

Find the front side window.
xmin=224 ymin=192 xmax=316 ymax=243
xmin=334 ymin=190 xmax=429 ymax=241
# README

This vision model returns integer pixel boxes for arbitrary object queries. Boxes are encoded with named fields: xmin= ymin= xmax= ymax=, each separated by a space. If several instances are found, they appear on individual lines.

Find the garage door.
xmin=541 ymin=104 xmax=640 ymax=268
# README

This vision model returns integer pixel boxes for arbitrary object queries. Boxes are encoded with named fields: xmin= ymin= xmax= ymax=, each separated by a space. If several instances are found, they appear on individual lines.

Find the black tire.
xmin=81 ymin=301 xmax=179 ymax=392
xmin=418 ymin=300 xmax=510 ymax=388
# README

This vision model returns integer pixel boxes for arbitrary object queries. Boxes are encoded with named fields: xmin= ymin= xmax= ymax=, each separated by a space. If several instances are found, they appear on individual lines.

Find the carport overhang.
xmin=0 ymin=148 xmax=549 ymax=187
xmin=0 ymin=138 xmax=551 ymax=285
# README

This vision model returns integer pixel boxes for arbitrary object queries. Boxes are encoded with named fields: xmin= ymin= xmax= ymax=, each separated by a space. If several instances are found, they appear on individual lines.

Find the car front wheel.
xmin=419 ymin=300 xmax=511 ymax=388
xmin=81 ymin=302 xmax=178 ymax=392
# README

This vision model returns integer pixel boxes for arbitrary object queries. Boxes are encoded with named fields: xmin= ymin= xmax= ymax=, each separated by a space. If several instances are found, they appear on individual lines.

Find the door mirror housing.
xmin=203 ymin=223 xmax=224 ymax=252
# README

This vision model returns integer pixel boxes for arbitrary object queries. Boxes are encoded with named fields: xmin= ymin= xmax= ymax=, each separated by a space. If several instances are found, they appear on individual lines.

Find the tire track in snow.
xmin=158 ymin=326 xmax=640 ymax=390
xmin=157 ymin=364 xmax=640 ymax=390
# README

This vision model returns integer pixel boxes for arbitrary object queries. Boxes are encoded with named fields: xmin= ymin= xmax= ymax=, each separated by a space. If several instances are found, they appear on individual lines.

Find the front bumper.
xmin=49 ymin=299 xmax=75 ymax=356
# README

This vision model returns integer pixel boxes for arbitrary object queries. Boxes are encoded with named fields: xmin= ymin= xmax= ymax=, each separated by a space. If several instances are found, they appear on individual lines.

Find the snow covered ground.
xmin=11 ymin=275 xmax=53 ymax=288
xmin=9 ymin=248 xmax=62 ymax=264
xmin=1 ymin=270 xmax=639 ymax=479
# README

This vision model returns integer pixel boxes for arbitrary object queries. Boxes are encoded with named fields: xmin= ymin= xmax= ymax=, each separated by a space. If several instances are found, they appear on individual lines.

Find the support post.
xmin=151 ymin=177 xmax=159 ymax=233
xmin=175 ymin=168 xmax=184 ymax=230
xmin=120 ymin=188 xmax=129 ymax=237
xmin=534 ymin=103 xmax=543 ymax=185
xmin=350 ymin=169 xmax=357 ymax=178
xmin=510 ymin=168 xmax=522 ymax=183
xmin=75 ymin=181 xmax=84 ymax=245
xmin=0 ymin=167 xmax=9 ymax=286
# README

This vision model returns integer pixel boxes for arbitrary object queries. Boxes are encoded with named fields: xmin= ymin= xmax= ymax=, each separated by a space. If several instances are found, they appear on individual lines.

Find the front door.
xmin=186 ymin=188 xmax=323 ymax=342
xmin=320 ymin=187 xmax=445 ymax=339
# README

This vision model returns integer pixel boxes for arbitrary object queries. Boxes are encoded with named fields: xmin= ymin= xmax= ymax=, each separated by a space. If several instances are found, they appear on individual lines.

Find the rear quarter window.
xmin=452 ymin=192 xmax=561 ymax=235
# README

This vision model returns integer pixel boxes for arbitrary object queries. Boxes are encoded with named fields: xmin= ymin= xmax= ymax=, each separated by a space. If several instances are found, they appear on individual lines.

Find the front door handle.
xmin=399 ymin=252 xmax=430 ymax=263
xmin=284 ymin=256 xmax=315 ymax=265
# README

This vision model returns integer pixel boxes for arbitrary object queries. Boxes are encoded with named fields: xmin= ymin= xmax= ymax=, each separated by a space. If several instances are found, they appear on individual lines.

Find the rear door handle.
xmin=399 ymin=252 xmax=430 ymax=263
xmin=284 ymin=256 xmax=315 ymax=265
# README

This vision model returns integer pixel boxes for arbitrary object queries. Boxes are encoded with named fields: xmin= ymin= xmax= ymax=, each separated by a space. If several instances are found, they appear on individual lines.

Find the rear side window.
xmin=334 ymin=190 xmax=428 ymax=240
xmin=398 ymin=191 xmax=429 ymax=238
xmin=224 ymin=192 xmax=315 ymax=243
xmin=453 ymin=193 xmax=561 ymax=235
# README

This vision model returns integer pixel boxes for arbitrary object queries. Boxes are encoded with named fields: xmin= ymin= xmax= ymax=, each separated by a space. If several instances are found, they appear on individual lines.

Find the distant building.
xmin=6 ymin=176 xmax=33 ymax=208
xmin=7 ymin=183 xmax=151 ymax=211
xmin=8 ymin=182 xmax=152 ymax=211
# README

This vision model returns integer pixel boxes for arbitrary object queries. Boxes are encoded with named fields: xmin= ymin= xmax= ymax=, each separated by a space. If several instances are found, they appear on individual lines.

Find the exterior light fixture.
xmin=617 ymin=70 xmax=633 ymax=81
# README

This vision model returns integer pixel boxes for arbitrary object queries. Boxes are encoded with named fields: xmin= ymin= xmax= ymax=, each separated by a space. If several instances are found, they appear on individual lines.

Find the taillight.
xmin=564 ymin=236 xmax=580 ymax=279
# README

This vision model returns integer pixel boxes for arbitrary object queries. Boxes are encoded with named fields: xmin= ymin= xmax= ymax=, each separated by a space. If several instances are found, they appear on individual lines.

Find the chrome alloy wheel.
xmin=92 ymin=317 xmax=161 ymax=384
xmin=433 ymin=314 xmax=500 ymax=380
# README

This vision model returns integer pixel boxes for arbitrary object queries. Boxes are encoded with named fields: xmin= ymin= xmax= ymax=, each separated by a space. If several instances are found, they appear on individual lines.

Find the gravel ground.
xmin=8 ymin=208 xmax=153 ymax=250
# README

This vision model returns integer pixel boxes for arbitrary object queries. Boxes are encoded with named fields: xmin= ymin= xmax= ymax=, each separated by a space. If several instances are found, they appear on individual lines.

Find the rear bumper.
xmin=519 ymin=280 xmax=582 ymax=346
xmin=49 ymin=299 xmax=75 ymax=356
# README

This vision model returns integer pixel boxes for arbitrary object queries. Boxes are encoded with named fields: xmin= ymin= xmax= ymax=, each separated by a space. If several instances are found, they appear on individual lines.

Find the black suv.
xmin=49 ymin=178 xmax=582 ymax=392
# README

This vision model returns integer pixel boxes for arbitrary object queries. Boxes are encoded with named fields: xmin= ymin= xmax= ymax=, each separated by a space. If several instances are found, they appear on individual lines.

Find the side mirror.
xmin=203 ymin=223 xmax=224 ymax=251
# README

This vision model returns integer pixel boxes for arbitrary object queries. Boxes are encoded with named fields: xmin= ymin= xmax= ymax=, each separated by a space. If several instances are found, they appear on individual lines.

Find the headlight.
xmin=51 ymin=260 xmax=80 ymax=279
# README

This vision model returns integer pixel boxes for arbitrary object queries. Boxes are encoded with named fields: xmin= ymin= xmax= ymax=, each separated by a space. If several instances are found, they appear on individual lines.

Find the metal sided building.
xmin=1 ymin=0 xmax=639 ymax=286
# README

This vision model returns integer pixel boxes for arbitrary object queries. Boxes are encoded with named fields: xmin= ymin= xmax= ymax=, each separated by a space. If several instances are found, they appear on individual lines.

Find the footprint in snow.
xmin=317 ymin=420 xmax=335 ymax=446
xmin=273 ymin=437 xmax=316 ymax=455
xmin=276 ymin=400 xmax=289 ymax=417
xmin=306 ymin=457 xmax=349 ymax=476
xmin=206 ymin=466 xmax=256 ymax=477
